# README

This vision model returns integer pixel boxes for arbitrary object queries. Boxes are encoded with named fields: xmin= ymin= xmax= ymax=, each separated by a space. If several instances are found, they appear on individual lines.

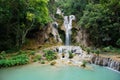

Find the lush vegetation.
xmin=0 ymin=0 xmax=50 ymax=51
xmin=43 ymin=50 xmax=57 ymax=61
xmin=0 ymin=51 xmax=29 ymax=68
xmin=50 ymin=61 xmax=56 ymax=66
xmin=68 ymin=51 xmax=74 ymax=59
xmin=0 ymin=49 xmax=58 ymax=68
xmin=55 ymin=0 xmax=120 ymax=48
xmin=0 ymin=0 xmax=119 ymax=51
xmin=0 ymin=0 xmax=120 ymax=68
xmin=79 ymin=0 xmax=120 ymax=47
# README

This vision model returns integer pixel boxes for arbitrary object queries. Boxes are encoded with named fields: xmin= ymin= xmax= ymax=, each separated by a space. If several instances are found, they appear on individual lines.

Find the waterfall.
xmin=92 ymin=56 xmax=120 ymax=71
xmin=64 ymin=15 xmax=75 ymax=46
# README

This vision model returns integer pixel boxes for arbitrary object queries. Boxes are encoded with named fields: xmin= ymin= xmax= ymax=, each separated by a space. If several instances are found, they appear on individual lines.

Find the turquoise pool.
xmin=0 ymin=63 xmax=120 ymax=80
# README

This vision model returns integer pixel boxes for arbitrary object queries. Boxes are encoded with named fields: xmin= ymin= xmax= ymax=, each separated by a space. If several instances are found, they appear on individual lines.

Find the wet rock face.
xmin=40 ymin=22 xmax=63 ymax=44
xmin=72 ymin=27 xmax=92 ymax=47
xmin=91 ymin=56 xmax=120 ymax=71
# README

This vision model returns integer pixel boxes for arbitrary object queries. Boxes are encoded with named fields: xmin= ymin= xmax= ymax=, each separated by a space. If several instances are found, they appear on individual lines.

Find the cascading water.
xmin=64 ymin=15 xmax=75 ymax=46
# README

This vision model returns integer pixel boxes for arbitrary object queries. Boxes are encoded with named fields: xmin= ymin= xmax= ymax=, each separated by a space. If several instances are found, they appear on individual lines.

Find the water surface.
xmin=0 ymin=63 xmax=120 ymax=80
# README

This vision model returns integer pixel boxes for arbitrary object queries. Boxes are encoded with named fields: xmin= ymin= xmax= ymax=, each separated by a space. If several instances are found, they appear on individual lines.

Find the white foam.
xmin=105 ymin=67 xmax=120 ymax=73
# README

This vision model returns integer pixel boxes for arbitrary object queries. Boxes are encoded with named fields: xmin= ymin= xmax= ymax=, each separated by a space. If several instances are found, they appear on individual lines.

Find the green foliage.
xmin=0 ymin=54 xmax=29 ymax=68
xmin=0 ymin=0 xmax=50 ymax=51
xmin=50 ymin=61 xmax=56 ymax=66
xmin=101 ymin=46 xmax=120 ymax=54
xmin=81 ymin=60 xmax=87 ymax=67
xmin=29 ymin=51 xmax=36 ymax=55
xmin=56 ymin=0 xmax=88 ymax=21
xmin=95 ymin=49 xmax=100 ymax=56
xmin=44 ymin=50 xmax=57 ymax=61
xmin=86 ymin=47 xmax=91 ymax=54
xmin=18 ymin=50 xmax=27 ymax=54
xmin=116 ymin=39 xmax=120 ymax=47
xmin=0 ymin=51 xmax=6 ymax=59
xmin=41 ymin=60 xmax=45 ymax=64
xmin=69 ymin=51 xmax=74 ymax=59
xmin=79 ymin=0 xmax=120 ymax=47
xmin=102 ymin=46 xmax=112 ymax=52
xmin=33 ymin=55 xmax=41 ymax=62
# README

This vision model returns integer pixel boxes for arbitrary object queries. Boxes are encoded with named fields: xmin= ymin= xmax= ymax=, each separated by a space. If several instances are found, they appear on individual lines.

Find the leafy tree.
xmin=79 ymin=0 xmax=120 ymax=47
xmin=55 ymin=0 xmax=88 ymax=21
xmin=0 ymin=0 xmax=50 ymax=51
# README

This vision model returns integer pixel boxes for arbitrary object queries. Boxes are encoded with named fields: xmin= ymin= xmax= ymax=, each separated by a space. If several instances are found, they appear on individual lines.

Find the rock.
xmin=60 ymin=25 xmax=66 ymax=31
xmin=74 ymin=27 xmax=91 ymax=47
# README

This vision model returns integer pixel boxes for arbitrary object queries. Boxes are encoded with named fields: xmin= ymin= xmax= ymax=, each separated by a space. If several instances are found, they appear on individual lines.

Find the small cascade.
xmin=92 ymin=56 xmax=120 ymax=71
xmin=58 ymin=46 xmax=63 ymax=54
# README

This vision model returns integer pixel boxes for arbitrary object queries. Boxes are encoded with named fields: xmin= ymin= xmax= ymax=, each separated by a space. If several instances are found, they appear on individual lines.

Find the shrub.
xmin=33 ymin=55 xmax=41 ymax=62
xmin=116 ymin=39 xmax=120 ymax=46
xmin=91 ymin=50 xmax=95 ymax=54
xmin=29 ymin=51 xmax=35 ymax=55
xmin=41 ymin=60 xmax=45 ymax=64
xmin=50 ymin=61 xmax=56 ymax=66
xmin=102 ymin=46 xmax=112 ymax=52
xmin=81 ymin=60 xmax=87 ymax=68
xmin=18 ymin=50 xmax=26 ymax=54
xmin=1 ymin=51 xmax=6 ymax=54
xmin=44 ymin=50 xmax=57 ymax=61
xmin=0 ymin=51 xmax=6 ymax=59
xmin=0 ymin=54 xmax=29 ymax=68
xmin=69 ymin=51 xmax=74 ymax=59
xmin=94 ymin=49 xmax=100 ymax=56
xmin=86 ymin=47 xmax=90 ymax=54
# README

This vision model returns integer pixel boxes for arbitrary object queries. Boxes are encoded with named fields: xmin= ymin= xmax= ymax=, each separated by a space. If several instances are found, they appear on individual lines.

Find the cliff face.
xmin=24 ymin=22 xmax=63 ymax=49
xmin=71 ymin=26 xmax=92 ymax=47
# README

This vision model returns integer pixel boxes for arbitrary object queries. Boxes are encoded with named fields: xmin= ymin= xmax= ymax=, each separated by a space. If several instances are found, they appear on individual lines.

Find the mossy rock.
xmin=50 ymin=61 xmax=56 ymax=66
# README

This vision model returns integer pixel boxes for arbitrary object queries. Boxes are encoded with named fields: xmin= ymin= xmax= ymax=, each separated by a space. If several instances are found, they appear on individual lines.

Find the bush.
xmin=93 ymin=49 xmax=100 ymax=56
xmin=41 ymin=60 xmax=45 ymax=64
xmin=86 ymin=47 xmax=90 ymax=54
xmin=81 ymin=45 xmax=85 ymax=51
xmin=29 ymin=51 xmax=35 ymax=55
xmin=91 ymin=50 xmax=95 ymax=54
xmin=0 ymin=51 xmax=6 ymax=59
xmin=0 ymin=54 xmax=29 ymax=68
xmin=116 ymin=39 xmax=120 ymax=47
xmin=102 ymin=46 xmax=112 ymax=52
xmin=69 ymin=51 xmax=74 ymax=59
xmin=50 ymin=61 xmax=56 ymax=66
xmin=33 ymin=55 xmax=41 ymax=62
xmin=44 ymin=50 xmax=57 ymax=61
xmin=18 ymin=50 xmax=26 ymax=54
xmin=81 ymin=61 xmax=87 ymax=68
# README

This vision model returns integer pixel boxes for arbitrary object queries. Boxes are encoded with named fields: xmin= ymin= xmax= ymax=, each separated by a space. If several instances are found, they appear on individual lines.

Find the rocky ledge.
xmin=91 ymin=55 xmax=120 ymax=71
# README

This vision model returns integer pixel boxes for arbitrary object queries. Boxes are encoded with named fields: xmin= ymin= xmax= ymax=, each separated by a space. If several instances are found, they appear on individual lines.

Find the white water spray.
xmin=64 ymin=15 xmax=75 ymax=46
